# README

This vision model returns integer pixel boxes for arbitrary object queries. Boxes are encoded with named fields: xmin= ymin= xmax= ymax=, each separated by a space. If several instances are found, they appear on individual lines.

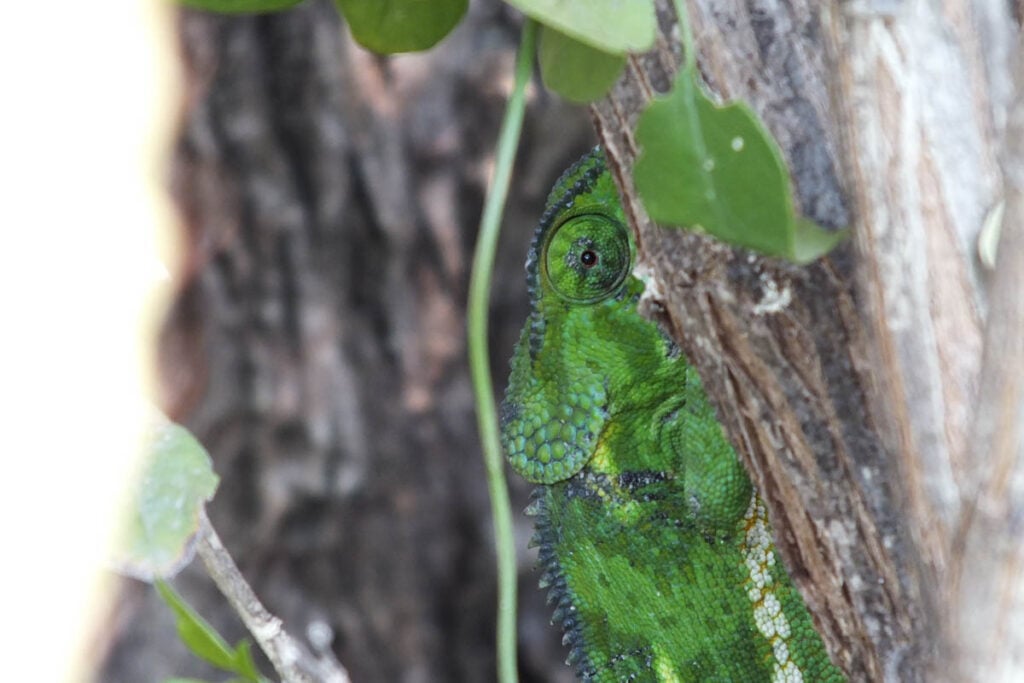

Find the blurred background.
xmin=96 ymin=0 xmax=596 ymax=680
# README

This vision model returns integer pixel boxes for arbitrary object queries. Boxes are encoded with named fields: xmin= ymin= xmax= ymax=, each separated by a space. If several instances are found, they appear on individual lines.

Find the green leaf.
xmin=793 ymin=218 xmax=848 ymax=264
xmin=538 ymin=26 xmax=625 ymax=103
xmin=157 ymin=581 xmax=239 ymax=672
xmin=505 ymin=0 xmax=655 ymax=54
xmin=335 ymin=0 xmax=468 ymax=54
xmin=156 ymin=582 xmax=265 ymax=681
xmin=634 ymin=66 xmax=845 ymax=263
xmin=115 ymin=411 xmax=219 ymax=580
xmin=179 ymin=0 xmax=304 ymax=14
xmin=231 ymin=640 xmax=263 ymax=681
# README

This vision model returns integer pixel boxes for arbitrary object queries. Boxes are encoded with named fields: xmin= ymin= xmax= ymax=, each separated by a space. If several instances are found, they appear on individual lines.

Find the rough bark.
xmin=99 ymin=2 xmax=589 ymax=681
xmin=593 ymin=0 xmax=1020 ymax=681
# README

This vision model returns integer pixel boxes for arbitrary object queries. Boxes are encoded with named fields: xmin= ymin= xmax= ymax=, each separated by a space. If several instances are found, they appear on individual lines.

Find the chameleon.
xmin=499 ymin=148 xmax=845 ymax=682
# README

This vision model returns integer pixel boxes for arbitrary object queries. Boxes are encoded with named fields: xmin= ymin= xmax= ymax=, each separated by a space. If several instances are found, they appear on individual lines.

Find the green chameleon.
xmin=500 ymin=149 xmax=845 ymax=682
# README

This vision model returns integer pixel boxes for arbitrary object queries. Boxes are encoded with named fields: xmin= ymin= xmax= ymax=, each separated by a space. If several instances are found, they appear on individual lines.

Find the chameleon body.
xmin=500 ymin=149 xmax=844 ymax=682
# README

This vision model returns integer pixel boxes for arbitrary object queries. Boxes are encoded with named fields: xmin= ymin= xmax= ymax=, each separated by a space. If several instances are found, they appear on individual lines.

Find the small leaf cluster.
xmin=178 ymin=0 xmax=842 ymax=261
xmin=181 ymin=0 xmax=468 ymax=53
xmin=337 ymin=0 xmax=652 ymax=99
xmin=178 ymin=0 xmax=652 ymax=96
xmin=517 ymin=0 xmax=653 ymax=104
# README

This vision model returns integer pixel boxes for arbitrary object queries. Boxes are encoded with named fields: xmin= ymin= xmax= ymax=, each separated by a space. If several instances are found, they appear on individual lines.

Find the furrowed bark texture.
xmin=98 ymin=2 xmax=591 ymax=681
xmin=594 ymin=0 xmax=1020 ymax=681
xmin=826 ymin=2 xmax=1021 ymax=680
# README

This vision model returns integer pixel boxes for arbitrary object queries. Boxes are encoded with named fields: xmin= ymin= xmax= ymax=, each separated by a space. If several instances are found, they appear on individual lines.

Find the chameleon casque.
xmin=500 ymin=149 xmax=844 ymax=682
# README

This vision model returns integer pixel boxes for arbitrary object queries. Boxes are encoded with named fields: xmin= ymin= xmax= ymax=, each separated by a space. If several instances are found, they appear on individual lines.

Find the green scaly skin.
xmin=500 ymin=149 xmax=845 ymax=682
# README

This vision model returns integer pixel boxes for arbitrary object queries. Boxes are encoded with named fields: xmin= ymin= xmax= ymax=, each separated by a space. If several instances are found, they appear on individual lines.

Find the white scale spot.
xmin=703 ymin=157 xmax=716 ymax=172
xmin=741 ymin=495 xmax=804 ymax=683
xmin=775 ymin=660 xmax=804 ymax=683
xmin=731 ymin=136 xmax=745 ymax=151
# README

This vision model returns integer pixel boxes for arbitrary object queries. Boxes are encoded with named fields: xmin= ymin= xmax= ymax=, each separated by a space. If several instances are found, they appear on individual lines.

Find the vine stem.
xmin=467 ymin=16 xmax=537 ymax=683
xmin=674 ymin=0 xmax=696 ymax=72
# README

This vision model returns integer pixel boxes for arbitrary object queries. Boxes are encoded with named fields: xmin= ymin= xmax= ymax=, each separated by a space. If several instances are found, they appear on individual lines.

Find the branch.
xmin=196 ymin=511 xmax=351 ymax=683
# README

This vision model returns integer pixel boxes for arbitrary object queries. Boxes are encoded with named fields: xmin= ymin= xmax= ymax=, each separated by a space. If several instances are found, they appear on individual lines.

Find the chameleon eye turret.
xmin=543 ymin=214 xmax=631 ymax=304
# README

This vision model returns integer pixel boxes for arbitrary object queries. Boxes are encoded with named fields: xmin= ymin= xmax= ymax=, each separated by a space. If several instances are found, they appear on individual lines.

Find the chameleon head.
xmin=500 ymin=149 xmax=668 ymax=485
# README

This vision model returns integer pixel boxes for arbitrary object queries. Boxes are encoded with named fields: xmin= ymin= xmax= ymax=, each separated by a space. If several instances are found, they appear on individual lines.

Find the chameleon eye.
xmin=543 ymin=214 xmax=631 ymax=304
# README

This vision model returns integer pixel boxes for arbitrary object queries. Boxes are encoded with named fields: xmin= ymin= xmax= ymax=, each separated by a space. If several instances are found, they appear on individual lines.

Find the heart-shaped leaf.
xmin=539 ymin=26 xmax=625 ymax=103
xmin=336 ymin=0 xmax=468 ymax=54
xmin=634 ymin=66 xmax=846 ymax=263
xmin=505 ymin=0 xmax=655 ymax=54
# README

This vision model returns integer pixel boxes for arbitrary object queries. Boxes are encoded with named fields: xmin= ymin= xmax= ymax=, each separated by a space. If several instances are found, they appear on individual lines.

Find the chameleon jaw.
xmin=499 ymin=381 xmax=609 ymax=485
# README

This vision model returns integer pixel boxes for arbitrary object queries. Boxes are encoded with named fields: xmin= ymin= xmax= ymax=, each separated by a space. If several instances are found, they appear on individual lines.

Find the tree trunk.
xmin=593 ymin=1 xmax=1021 ymax=681
xmin=99 ymin=2 xmax=590 ymax=681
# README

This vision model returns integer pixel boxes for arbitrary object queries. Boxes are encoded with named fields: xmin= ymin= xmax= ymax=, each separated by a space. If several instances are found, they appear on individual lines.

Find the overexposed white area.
xmin=0 ymin=0 xmax=180 ymax=679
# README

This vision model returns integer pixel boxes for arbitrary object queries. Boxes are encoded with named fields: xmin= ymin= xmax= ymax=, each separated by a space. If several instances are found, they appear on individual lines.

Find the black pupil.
xmin=580 ymin=249 xmax=598 ymax=267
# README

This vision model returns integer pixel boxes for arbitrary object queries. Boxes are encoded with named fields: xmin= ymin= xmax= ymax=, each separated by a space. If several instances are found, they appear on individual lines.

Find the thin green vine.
xmin=675 ymin=0 xmax=696 ymax=72
xmin=467 ymin=18 xmax=538 ymax=683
